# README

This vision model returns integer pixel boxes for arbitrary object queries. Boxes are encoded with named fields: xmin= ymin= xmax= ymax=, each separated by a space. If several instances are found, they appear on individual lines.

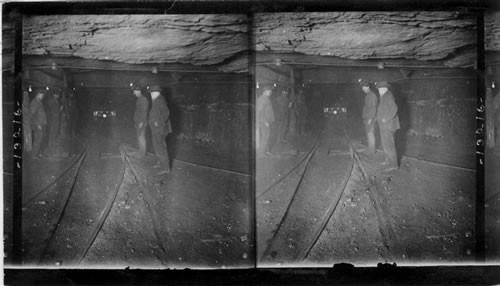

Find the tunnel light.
xmin=256 ymin=82 xmax=260 ymax=88
xmin=152 ymin=66 xmax=159 ymax=74
xmin=377 ymin=62 xmax=385 ymax=69
xmin=51 ymin=62 xmax=58 ymax=70
xmin=129 ymin=82 xmax=133 ymax=87
xmin=28 ymin=85 xmax=32 ymax=92
xmin=80 ymin=82 xmax=84 ymax=86
xmin=493 ymin=82 xmax=496 ymax=89
xmin=46 ymin=86 xmax=50 ymax=90
xmin=275 ymin=58 xmax=282 ymax=66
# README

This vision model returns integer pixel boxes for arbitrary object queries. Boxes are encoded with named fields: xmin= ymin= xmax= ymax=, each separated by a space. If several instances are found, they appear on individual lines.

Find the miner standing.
xmin=256 ymin=84 xmax=274 ymax=155
xmin=359 ymin=79 xmax=377 ymax=154
xmin=45 ymin=89 xmax=63 ymax=154
xmin=148 ymin=85 xmax=172 ymax=175
xmin=67 ymin=89 xmax=78 ymax=137
xmin=30 ymin=88 xmax=47 ymax=158
xmin=296 ymin=88 xmax=308 ymax=136
xmin=133 ymin=85 xmax=149 ymax=158
xmin=275 ymin=89 xmax=290 ymax=145
xmin=376 ymin=81 xmax=400 ymax=171
xmin=23 ymin=88 xmax=32 ymax=153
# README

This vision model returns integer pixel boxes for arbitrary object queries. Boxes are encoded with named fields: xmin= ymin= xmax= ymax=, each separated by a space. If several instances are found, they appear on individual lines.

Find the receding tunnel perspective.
xmin=19 ymin=14 xmax=252 ymax=268
xmin=255 ymin=12 xmax=478 ymax=266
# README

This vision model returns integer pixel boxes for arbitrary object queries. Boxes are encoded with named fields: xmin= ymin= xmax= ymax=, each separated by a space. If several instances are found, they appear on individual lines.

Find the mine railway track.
xmin=23 ymin=147 xmax=89 ymax=207
xmin=28 ymin=128 xmax=127 ymax=264
xmin=25 ymin=126 xmax=173 ymax=266
xmin=260 ymin=118 xmax=358 ymax=263
xmin=348 ymin=139 xmax=476 ymax=173
xmin=27 ymin=123 xmax=249 ymax=266
xmin=120 ymin=142 xmax=251 ymax=178
xmin=259 ymin=116 xmax=476 ymax=264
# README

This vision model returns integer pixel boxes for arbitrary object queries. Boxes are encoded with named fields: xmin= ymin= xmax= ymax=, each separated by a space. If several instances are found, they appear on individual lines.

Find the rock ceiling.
xmin=16 ymin=12 xmax=498 ymax=72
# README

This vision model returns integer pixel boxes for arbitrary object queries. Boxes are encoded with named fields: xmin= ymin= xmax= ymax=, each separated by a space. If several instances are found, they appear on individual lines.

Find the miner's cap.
xmin=148 ymin=85 xmax=162 ymax=92
xmin=358 ymin=79 xmax=370 ymax=87
xmin=376 ymin=81 xmax=390 ymax=88
xmin=132 ymin=85 xmax=142 ymax=91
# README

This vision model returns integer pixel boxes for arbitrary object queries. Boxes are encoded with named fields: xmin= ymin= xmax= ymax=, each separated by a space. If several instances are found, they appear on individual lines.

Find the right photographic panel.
xmin=254 ymin=12 xmax=478 ymax=266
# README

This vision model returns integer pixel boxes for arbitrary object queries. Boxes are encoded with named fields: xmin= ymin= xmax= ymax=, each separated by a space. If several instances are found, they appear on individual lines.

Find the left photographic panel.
xmin=6 ymin=13 xmax=253 ymax=268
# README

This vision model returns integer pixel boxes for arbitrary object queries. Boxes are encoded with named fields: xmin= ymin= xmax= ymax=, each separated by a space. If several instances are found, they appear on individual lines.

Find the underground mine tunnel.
xmin=254 ymin=12 xmax=480 ymax=266
xmin=8 ymin=14 xmax=253 ymax=268
xmin=3 ymin=10 xmax=500 ymax=269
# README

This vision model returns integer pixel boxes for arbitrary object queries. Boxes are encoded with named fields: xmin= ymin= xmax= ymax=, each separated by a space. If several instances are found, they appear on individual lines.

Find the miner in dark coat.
xmin=275 ymin=89 xmax=290 ymax=145
xmin=288 ymin=90 xmax=298 ymax=136
xmin=45 ymin=89 xmax=63 ymax=153
xmin=376 ymin=81 xmax=400 ymax=171
xmin=495 ymin=89 xmax=500 ymax=149
xmin=486 ymin=87 xmax=495 ymax=149
xmin=359 ymin=79 xmax=378 ymax=154
xmin=30 ymin=88 xmax=47 ymax=157
xmin=256 ymin=83 xmax=274 ymax=155
xmin=296 ymin=88 xmax=308 ymax=136
xmin=23 ymin=89 xmax=32 ymax=153
xmin=133 ymin=85 xmax=149 ymax=158
xmin=67 ymin=89 xmax=78 ymax=137
xmin=148 ymin=85 xmax=172 ymax=175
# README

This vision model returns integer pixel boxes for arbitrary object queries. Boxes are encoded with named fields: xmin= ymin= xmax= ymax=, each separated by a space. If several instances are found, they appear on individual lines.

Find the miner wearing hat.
xmin=67 ymin=89 xmax=79 ymax=137
xmin=256 ymin=83 xmax=275 ymax=155
xmin=376 ymin=81 xmax=400 ymax=171
xmin=23 ymin=87 xmax=32 ymax=153
xmin=296 ymin=88 xmax=308 ymax=136
xmin=275 ymin=89 xmax=290 ymax=145
xmin=148 ymin=85 xmax=172 ymax=175
xmin=30 ymin=88 xmax=47 ymax=158
xmin=45 ymin=89 xmax=63 ymax=154
xmin=133 ymin=85 xmax=149 ymax=158
xmin=359 ymin=79 xmax=377 ymax=154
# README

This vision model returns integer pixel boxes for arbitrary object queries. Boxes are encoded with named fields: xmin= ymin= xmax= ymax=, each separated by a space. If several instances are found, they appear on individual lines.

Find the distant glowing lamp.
xmin=275 ymin=58 xmax=282 ymax=66
xmin=256 ymin=82 xmax=260 ymax=89
xmin=51 ymin=62 xmax=58 ymax=70
xmin=273 ymin=83 xmax=277 ymax=87
xmin=28 ymin=85 xmax=32 ymax=92
xmin=46 ymin=86 xmax=50 ymax=90
xmin=152 ymin=66 xmax=159 ymax=74
xmin=377 ymin=62 xmax=385 ymax=70
xmin=493 ymin=82 xmax=496 ymax=89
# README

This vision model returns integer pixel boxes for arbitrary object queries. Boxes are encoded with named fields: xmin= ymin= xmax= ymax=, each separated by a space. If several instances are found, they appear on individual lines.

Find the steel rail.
xmin=38 ymin=151 xmax=89 ymax=263
xmin=23 ymin=148 xmax=88 ymax=207
xmin=260 ymin=140 xmax=319 ymax=261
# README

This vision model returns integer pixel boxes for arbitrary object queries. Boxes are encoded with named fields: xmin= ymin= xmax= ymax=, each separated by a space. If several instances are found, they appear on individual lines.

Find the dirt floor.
xmin=257 ymin=118 xmax=477 ymax=266
xmin=21 ymin=118 xmax=252 ymax=268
